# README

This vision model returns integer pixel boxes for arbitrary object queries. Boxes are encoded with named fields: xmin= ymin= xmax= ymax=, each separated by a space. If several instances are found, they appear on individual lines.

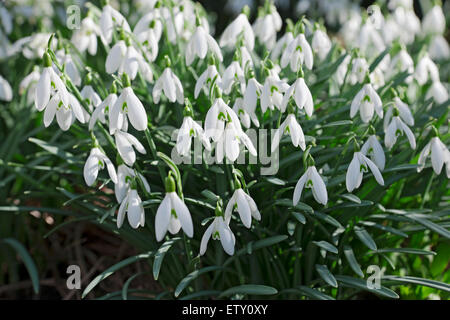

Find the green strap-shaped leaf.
xmin=175 ymin=266 xmax=223 ymax=297
xmin=381 ymin=275 xmax=450 ymax=292
xmin=82 ymin=251 xmax=153 ymax=298
xmin=375 ymin=248 xmax=436 ymax=256
xmin=153 ymin=237 xmax=180 ymax=280
xmin=354 ymin=227 xmax=377 ymax=250
xmin=1 ymin=238 xmax=40 ymax=294
xmin=296 ymin=285 xmax=335 ymax=300
xmin=315 ymin=264 xmax=338 ymax=288
xmin=218 ymin=284 xmax=278 ymax=297
xmin=343 ymin=245 xmax=364 ymax=277
xmin=313 ymin=241 xmax=338 ymax=254
xmin=335 ymin=275 xmax=399 ymax=299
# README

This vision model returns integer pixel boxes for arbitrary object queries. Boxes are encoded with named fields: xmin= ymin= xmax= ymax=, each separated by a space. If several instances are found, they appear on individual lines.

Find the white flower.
xmin=0 ymin=74 xmax=12 ymax=102
xmin=383 ymin=97 xmax=414 ymax=131
xmin=346 ymin=152 xmax=384 ymax=192
xmin=89 ymin=92 xmax=118 ymax=131
xmin=42 ymin=92 xmax=86 ymax=131
xmin=233 ymin=97 xmax=259 ymax=129
xmin=312 ymin=29 xmax=332 ymax=60
xmin=429 ymin=35 xmax=450 ymax=60
xmin=260 ymin=74 xmax=289 ymax=113
xmin=194 ymin=64 xmax=221 ymax=99
xmin=271 ymin=31 xmax=294 ymax=61
xmin=71 ymin=17 xmax=102 ymax=55
xmin=281 ymin=78 xmax=313 ymax=115
xmin=334 ymin=55 xmax=351 ymax=86
xmin=415 ymin=53 xmax=439 ymax=85
xmin=271 ymin=114 xmax=306 ymax=152
xmin=422 ymin=5 xmax=446 ymax=35
xmin=350 ymin=83 xmax=383 ymax=123
xmin=225 ymin=188 xmax=260 ymax=228
xmin=204 ymin=97 xmax=240 ymax=142
xmin=361 ymin=135 xmax=385 ymax=170
xmin=385 ymin=116 xmax=416 ymax=150
xmin=220 ymin=60 xmax=245 ymax=94
xmin=105 ymin=40 xmax=153 ymax=82
xmin=100 ymin=4 xmax=131 ymax=44
xmin=242 ymin=77 xmax=262 ymax=116
xmin=349 ymin=58 xmax=369 ymax=85
xmin=80 ymin=85 xmax=101 ymax=112
xmin=200 ymin=216 xmax=235 ymax=256
xmin=417 ymin=136 xmax=450 ymax=177
xmin=35 ymin=61 xmax=70 ymax=112
xmin=293 ymin=166 xmax=328 ymax=206
xmin=252 ymin=8 xmax=282 ymax=49
xmin=83 ymin=147 xmax=118 ymax=186
xmin=114 ymin=130 xmax=146 ymax=166
xmin=117 ymin=189 xmax=145 ymax=229
xmin=186 ymin=25 xmax=222 ymax=66
xmin=215 ymin=122 xmax=257 ymax=163
xmin=155 ymin=177 xmax=193 ymax=241
xmin=115 ymin=164 xmax=150 ymax=203
xmin=0 ymin=6 xmax=12 ymax=35
xmin=426 ymin=81 xmax=449 ymax=104
xmin=153 ymin=67 xmax=184 ymax=104
xmin=356 ymin=22 xmax=385 ymax=58
xmin=133 ymin=10 xmax=163 ymax=43
xmin=176 ymin=116 xmax=211 ymax=156
xmin=55 ymin=50 xmax=81 ymax=87
xmin=281 ymin=33 xmax=313 ymax=72
xmin=219 ymin=13 xmax=254 ymax=50
xmin=19 ymin=68 xmax=40 ymax=105
xmin=22 ymin=33 xmax=55 ymax=60
xmin=110 ymin=86 xmax=148 ymax=132
xmin=387 ymin=49 xmax=414 ymax=82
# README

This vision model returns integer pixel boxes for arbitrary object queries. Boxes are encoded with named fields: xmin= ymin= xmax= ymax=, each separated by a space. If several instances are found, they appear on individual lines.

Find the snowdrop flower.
xmin=55 ymin=49 xmax=81 ymax=87
xmin=350 ymin=58 xmax=369 ymax=85
xmin=426 ymin=81 xmax=449 ymax=104
xmin=105 ymin=39 xmax=153 ymax=82
xmin=114 ymin=130 xmax=146 ymax=166
xmin=134 ymin=22 xmax=160 ymax=63
xmin=176 ymin=106 xmax=211 ymax=156
xmin=429 ymin=35 xmax=450 ymax=60
xmin=42 ymin=92 xmax=86 ymax=131
xmin=370 ymin=66 xmax=385 ymax=90
xmin=215 ymin=121 xmax=257 ymax=163
xmin=281 ymin=77 xmax=313 ymax=116
xmin=225 ymin=186 xmax=260 ymax=228
xmin=153 ymin=64 xmax=184 ymax=104
xmin=200 ymin=215 xmax=235 ymax=256
xmin=0 ymin=6 xmax=12 ymax=35
xmin=385 ymin=115 xmax=416 ymax=150
xmin=422 ymin=5 xmax=446 ymax=35
xmin=281 ymin=33 xmax=314 ymax=72
xmin=220 ymin=59 xmax=245 ymax=94
xmin=0 ymin=74 xmax=13 ymax=102
xmin=22 ymin=33 xmax=55 ymax=60
xmin=219 ymin=10 xmax=254 ymax=50
xmin=417 ymin=136 xmax=450 ymax=177
xmin=271 ymin=114 xmax=306 ymax=152
xmin=89 ymin=85 xmax=118 ymax=131
xmin=334 ymin=55 xmax=351 ymax=86
xmin=388 ymin=49 xmax=414 ymax=82
xmin=133 ymin=10 xmax=163 ymax=43
xmin=80 ymin=83 xmax=101 ymax=112
xmin=35 ymin=52 xmax=70 ymax=111
xmin=155 ymin=175 xmax=193 ymax=241
xmin=71 ymin=17 xmax=103 ymax=55
xmin=117 ymin=188 xmax=145 ymax=229
xmin=356 ymin=22 xmax=385 ymax=58
xmin=186 ymin=22 xmax=222 ymax=66
xmin=242 ymin=76 xmax=262 ymax=116
xmin=19 ymin=68 xmax=40 ymax=105
xmin=350 ymin=83 xmax=383 ymax=123
xmin=100 ymin=3 xmax=131 ymax=44
xmin=194 ymin=63 xmax=221 ymax=99
xmin=233 ymin=97 xmax=259 ymax=129
xmin=260 ymin=74 xmax=289 ymax=113
xmin=346 ymin=151 xmax=384 ymax=192
xmin=361 ymin=135 xmax=385 ymax=170
xmin=415 ymin=53 xmax=439 ymax=85
xmin=115 ymin=164 xmax=150 ymax=204
xmin=271 ymin=30 xmax=294 ymax=61
xmin=312 ymin=28 xmax=332 ymax=60
xmin=252 ymin=5 xmax=282 ymax=49
xmin=293 ymin=165 xmax=328 ymax=206
xmin=83 ymin=147 xmax=118 ymax=186
xmin=383 ymin=97 xmax=414 ymax=131
xmin=110 ymin=74 xmax=148 ymax=133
